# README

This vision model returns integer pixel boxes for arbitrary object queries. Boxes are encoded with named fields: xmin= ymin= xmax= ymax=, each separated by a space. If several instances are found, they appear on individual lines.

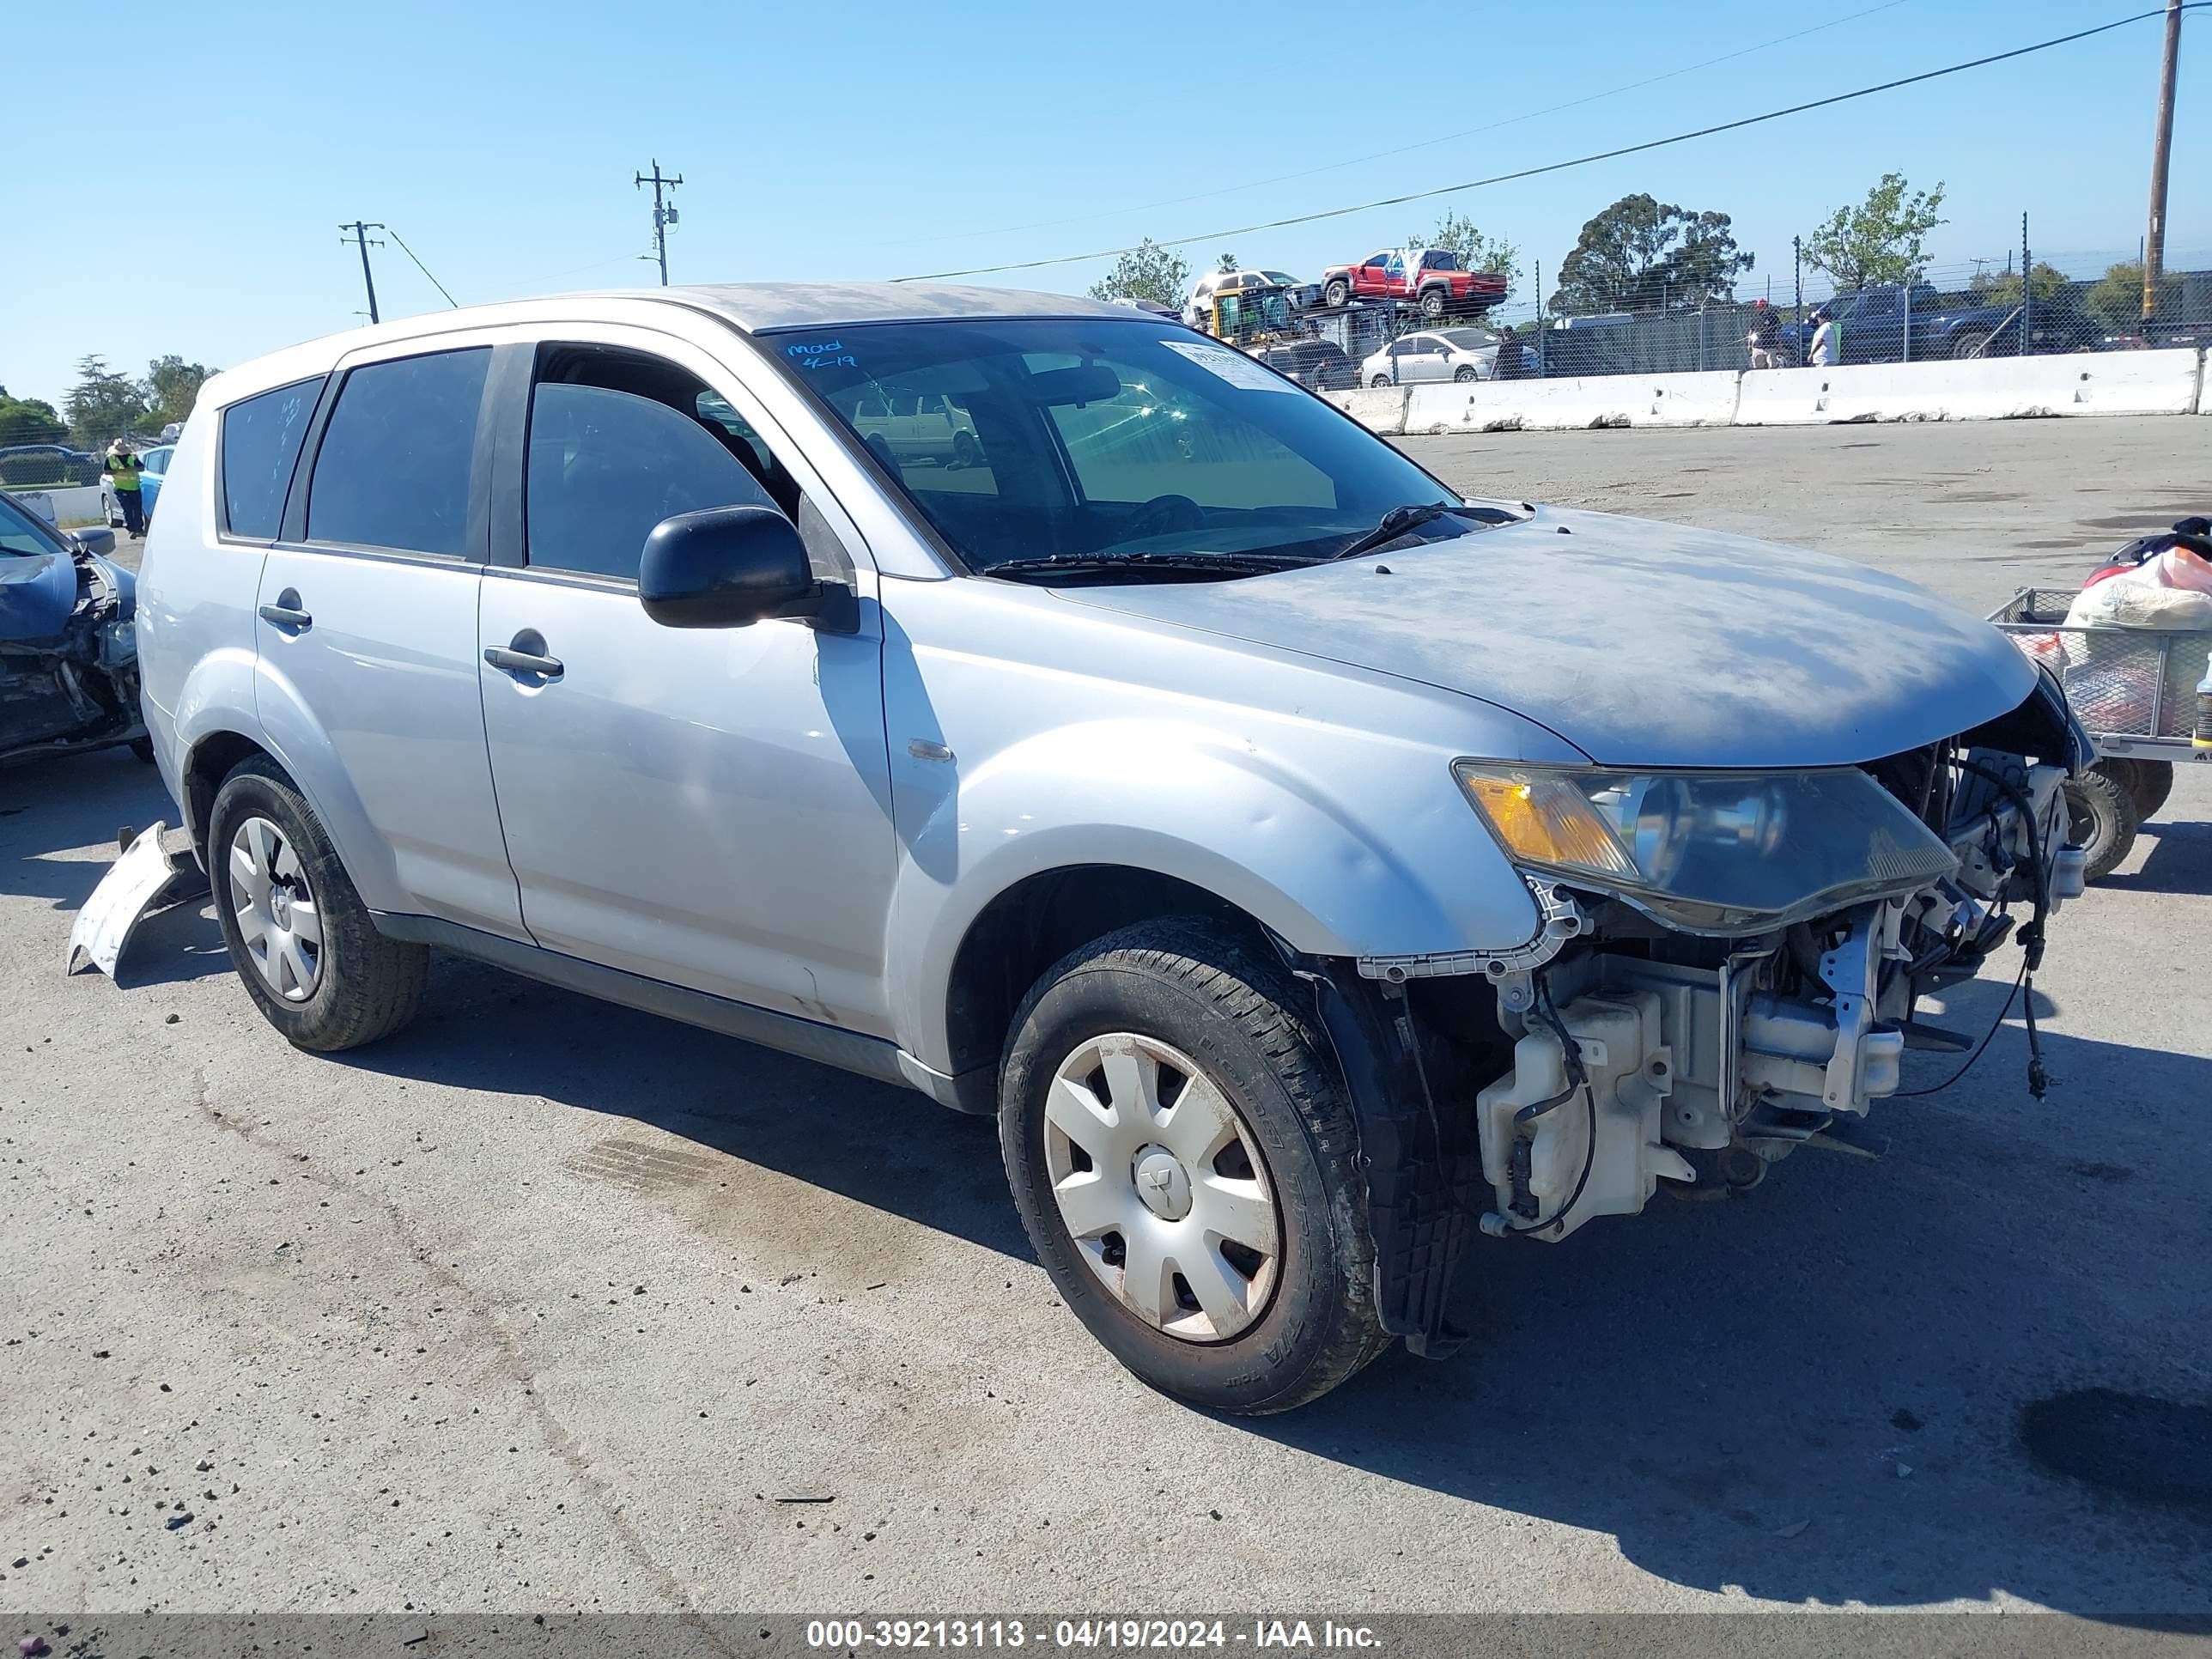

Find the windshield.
xmin=776 ymin=319 xmax=1462 ymax=573
xmin=0 ymin=489 xmax=70 ymax=558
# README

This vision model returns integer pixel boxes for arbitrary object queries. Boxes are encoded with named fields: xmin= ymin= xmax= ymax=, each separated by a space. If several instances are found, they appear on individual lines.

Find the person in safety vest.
xmin=105 ymin=438 xmax=147 ymax=538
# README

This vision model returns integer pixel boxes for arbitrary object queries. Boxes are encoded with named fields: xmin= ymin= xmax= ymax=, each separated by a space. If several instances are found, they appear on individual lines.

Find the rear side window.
xmin=220 ymin=378 xmax=321 ymax=538
xmin=307 ymin=349 xmax=489 ymax=556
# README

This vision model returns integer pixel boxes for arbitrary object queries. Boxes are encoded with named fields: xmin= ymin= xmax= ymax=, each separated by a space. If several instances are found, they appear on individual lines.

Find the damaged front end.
xmin=1316 ymin=673 xmax=2087 ymax=1354
xmin=1 ymin=536 xmax=144 ymax=768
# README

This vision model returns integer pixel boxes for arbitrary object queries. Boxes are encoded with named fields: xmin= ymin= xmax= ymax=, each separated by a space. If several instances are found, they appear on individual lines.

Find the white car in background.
xmin=1360 ymin=327 xmax=1501 ymax=386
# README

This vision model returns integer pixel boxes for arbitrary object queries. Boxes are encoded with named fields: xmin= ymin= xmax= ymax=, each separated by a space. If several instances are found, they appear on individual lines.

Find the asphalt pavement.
xmin=3 ymin=417 xmax=2208 ymax=1628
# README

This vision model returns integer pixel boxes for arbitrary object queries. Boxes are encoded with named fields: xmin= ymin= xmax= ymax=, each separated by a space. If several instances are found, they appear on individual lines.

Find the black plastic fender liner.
xmin=1298 ymin=957 xmax=1481 ymax=1360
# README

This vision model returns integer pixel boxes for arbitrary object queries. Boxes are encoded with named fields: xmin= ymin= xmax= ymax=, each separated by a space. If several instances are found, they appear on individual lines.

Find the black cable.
xmin=1894 ymin=956 xmax=2029 ymax=1097
xmin=1497 ymin=977 xmax=1600 ymax=1238
xmin=898 ymin=5 xmax=2204 ymax=282
xmin=1922 ymin=758 xmax=2053 ymax=1098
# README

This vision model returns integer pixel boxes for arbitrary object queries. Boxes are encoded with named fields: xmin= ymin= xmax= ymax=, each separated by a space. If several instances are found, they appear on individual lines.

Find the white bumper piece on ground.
xmin=64 ymin=821 xmax=206 ymax=980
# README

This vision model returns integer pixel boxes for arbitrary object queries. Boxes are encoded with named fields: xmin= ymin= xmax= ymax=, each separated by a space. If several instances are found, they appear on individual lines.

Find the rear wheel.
xmin=208 ymin=757 xmax=428 ymax=1051
xmin=2063 ymin=763 xmax=2142 ymax=882
xmin=1419 ymin=287 xmax=1447 ymax=320
xmin=1948 ymin=329 xmax=1992 ymax=362
xmin=999 ymin=921 xmax=1389 ymax=1414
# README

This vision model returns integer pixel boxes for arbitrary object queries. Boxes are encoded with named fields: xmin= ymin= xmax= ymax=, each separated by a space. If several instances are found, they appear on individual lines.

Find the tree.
xmin=64 ymin=356 xmax=150 ymax=447
xmin=1215 ymin=252 xmax=1240 ymax=272
xmin=1971 ymin=261 xmax=2068 ymax=311
xmin=2085 ymin=260 xmax=2184 ymax=332
xmin=145 ymin=356 xmax=214 ymax=430
xmin=1547 ymin=194 xmax=1752 ymax=315
xmin=0 ymin=386 xmax=67 ymax=446
xmin=1803 ymin=172 xmax=1947 ymax=291
xmin=1410 ymin=210 xmax=1520 ymax=282
xmin=1089 ymin=239 xmax=1192 ymax=310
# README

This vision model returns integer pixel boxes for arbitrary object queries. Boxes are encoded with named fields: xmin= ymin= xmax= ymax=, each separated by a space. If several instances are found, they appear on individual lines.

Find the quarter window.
xmin=307 ymin=349 xmax=489 ymax=556
xmin=220 ymin=377 xmax=322 ymax=539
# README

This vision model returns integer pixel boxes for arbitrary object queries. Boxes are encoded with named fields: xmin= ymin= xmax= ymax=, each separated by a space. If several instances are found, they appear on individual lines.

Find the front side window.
xmin=783 ymin=319 xmax=1462 ymax=575
xmin=525 ymin=380 xmax=775 ymax=580
xmin=221 ymin=376 xmax=322 ymax=539
xmin=307 ymin=349 xmax=489 ymax=556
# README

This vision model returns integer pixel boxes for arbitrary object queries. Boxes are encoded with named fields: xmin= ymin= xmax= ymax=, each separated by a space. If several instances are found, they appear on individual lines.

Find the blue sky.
xmin=3 ymin=0 xmax=2203 ymax=409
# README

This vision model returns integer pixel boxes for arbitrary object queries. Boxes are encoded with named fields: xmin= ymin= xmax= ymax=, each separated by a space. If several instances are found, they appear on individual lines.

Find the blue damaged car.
xmin=1 ymin=489 xmax=147 ymax=768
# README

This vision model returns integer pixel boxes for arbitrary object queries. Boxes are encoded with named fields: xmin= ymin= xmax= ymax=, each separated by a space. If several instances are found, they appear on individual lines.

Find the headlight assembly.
xmin=1455 ymin=763 xmax=1958 ymax=933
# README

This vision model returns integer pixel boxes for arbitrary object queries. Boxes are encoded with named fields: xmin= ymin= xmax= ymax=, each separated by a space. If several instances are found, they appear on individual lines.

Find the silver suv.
xmin=138 ymin=285 xmax=2087 ymax=1413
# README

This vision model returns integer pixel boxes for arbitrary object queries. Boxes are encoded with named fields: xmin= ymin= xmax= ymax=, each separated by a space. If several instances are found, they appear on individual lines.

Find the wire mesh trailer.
xmin=1987 ymin=587 xmax=2210 ymax=879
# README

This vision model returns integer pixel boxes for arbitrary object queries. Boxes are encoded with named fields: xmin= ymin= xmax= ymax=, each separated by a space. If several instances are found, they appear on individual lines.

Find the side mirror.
xmin=639 ymin=505 xmax=824 ymax=629
xmin=68 ymin=526 xmax=116 ymax=557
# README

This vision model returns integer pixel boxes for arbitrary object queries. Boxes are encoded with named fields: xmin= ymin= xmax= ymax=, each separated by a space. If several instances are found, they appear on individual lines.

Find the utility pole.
xmin=2142 ymin=0 xmax=2185 ymax=322
xmin=634 ymin=160 xmax=684 ymax=286
xmin=341 ymin=221 xmax=386 ymax=324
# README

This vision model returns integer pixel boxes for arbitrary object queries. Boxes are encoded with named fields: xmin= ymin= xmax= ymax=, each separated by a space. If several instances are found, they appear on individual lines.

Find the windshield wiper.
xmin=1328 ymin=502 xmax=1509 ymax=562
xmin=983 ymin=550 xmax=1316 ymax=579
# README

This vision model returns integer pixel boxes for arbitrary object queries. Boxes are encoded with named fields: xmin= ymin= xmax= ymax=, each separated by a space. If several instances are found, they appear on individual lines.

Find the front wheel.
xmin=1370 ymin=374 xmax=1392 ymax=388
xmin=999 ymin=921 xmax=1389 ymax=1414
xmin=1322 ymin=279 xmax=1351 ymax=309
xmin=2063 ymin=763 xmax=2142 ymax=882
xmin=1948 ymin=329 xmax=1992 ymax=362
xmin=208 ymin=757 xmax=428 ymax=1050
xmin=1454 ymin=364 xmax=1479 ymax=382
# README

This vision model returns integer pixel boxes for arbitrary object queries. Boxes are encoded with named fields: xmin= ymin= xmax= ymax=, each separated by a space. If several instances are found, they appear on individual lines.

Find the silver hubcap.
xmin=1043 ymin=1033 xmax=1281 ymax=1343
xmin=228 ymin=817 xmax=322 ymax=1002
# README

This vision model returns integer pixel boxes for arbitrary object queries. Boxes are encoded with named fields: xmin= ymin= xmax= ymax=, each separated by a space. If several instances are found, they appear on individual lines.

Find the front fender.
xmin=887 ymin=716 xmax=1540 ymax=1074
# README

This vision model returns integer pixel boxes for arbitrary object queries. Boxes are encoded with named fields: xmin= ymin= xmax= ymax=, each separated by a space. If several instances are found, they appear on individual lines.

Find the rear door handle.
xmin=483 ymin=642 xmax=563 ymax=679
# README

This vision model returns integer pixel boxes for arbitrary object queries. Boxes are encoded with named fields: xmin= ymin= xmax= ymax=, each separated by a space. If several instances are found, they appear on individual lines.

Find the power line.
xmin=897 ymin=5 xmax=2204 ymax=283
xmin=862 ymin=0 xmax=1921 ymax=253
xmin=386 ymin=228 xmax=459 ymax=308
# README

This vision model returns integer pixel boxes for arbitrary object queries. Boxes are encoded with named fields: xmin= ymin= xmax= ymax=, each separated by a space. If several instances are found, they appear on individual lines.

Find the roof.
xmin=643 ymin=281 xmax=1143 ymax=332
xmin=196 ymin=283 xmax=1145 ymax=412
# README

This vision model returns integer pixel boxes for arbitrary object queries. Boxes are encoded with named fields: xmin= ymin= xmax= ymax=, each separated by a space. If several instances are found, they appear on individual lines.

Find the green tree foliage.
xmin=1411 ymin=210 xmax=1520 ymax=282
xmin=145 ymin=356 xmax=215 ymax=430
xmin=1803 ymin=172 xmax=1947 ymax=290
xmin=1089 ymin=240 xmax=1193 ymax=310
xmin=1970 ymin=261 xmax=2068 ymax=311
xmin=2085 ymin=260 xmax=2185 ymax=332
xmin=1215 ymin=252 xmax=1240 ymax=272
xmin=0 ymin=386 xmax=68 ymax=446
xmin=64 ymin=356 xmax=151 ymax=447
xmin=1547 ymin=195 xmax=1751 ymax=315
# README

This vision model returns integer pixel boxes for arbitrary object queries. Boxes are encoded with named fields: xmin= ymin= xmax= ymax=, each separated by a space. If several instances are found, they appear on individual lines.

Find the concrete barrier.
xmin=3 ymin=483 xmax=106 ymax=528
xmin=1328 ymin=386 xmax=1407 ymax=435
xmin=2198 ymin=349 xmax=2209 ymax=414
xmin=1405 ymin=371 xmax=1742 ymax=434
xmin=1734 ymin=349 xmax=2204 ymax=426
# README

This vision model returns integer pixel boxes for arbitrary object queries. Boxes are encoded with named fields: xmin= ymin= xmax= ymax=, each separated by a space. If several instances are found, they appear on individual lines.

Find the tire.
xmin=2063 ymin=764 xmax=2142 ymax=883
xmin=1419 ymin=288 xmax=1447 ymax=320
xmin=952 ymin=429 xmax=981 ymax=469
xmin=2124 ymin=758 xmax=2174 ymax=822
xmin=207 ymin=756 xmax=428 ymax=1051
xmin=1370 ymin=374 xmax=1391 ymax=388
xmin=1454 ymin=364 xmax=1479 ymax=382
xmin=999 ymin=920 xmax=1389 ymax=1414
xmin=1948 ymin=330 xmax=1992 ymax=362
xmin=1322 ymin=278 xmax=1351 ymax=309
xmin=128 ymin=736 xmax=155 ymax=765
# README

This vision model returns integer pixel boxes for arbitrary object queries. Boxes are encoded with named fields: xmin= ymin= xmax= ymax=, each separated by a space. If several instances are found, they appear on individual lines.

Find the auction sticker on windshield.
xmin=1158 ymin=339 xmax=1300 ymax=393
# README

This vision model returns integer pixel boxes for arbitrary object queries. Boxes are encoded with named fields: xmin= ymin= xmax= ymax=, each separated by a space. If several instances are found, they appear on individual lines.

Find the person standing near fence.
xmin=1747 ymin=300 xmax=1782 ymax=368
xmin=104 ymin=438 xmax=146 ymax=538
xmin=1808 ymin=306 xmax=1839 ymax=368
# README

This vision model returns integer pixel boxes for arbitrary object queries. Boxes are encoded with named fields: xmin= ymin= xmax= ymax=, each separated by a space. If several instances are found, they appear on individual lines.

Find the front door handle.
xmin=483 ymin=631 xmax=563 ymax=679
xmin=258 ymin=588 xmax=311 ymax=630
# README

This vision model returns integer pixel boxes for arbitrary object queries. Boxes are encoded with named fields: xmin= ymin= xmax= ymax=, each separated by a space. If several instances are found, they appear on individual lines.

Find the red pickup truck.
xmin=1319 ymin=247 xmax=1510 ymax=319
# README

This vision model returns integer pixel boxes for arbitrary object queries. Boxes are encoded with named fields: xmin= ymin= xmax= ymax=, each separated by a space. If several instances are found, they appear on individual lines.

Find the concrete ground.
xmin=3 ymin=418 xmax=2208 ymax=1624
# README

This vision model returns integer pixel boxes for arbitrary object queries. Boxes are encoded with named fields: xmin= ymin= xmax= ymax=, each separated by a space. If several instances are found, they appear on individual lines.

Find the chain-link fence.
xmin=1191 ymin=240 xmax=2211 ymax=391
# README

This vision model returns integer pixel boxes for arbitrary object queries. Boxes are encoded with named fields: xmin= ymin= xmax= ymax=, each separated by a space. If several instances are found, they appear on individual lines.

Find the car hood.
xmin=1057 ymin=506 xmax=2036 ymax=769
xmin=0 ymin=552 xmax=81 ymax=642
